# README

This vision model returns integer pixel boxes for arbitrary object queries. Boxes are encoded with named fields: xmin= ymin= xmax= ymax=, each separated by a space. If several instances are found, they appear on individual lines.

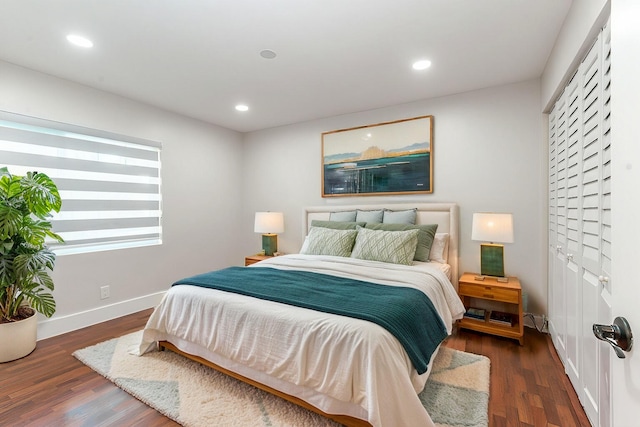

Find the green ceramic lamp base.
xmin=262 ymin=234 xmax=278 ymax=256
xmin=480 ymin=243 xmax=505 ymax=278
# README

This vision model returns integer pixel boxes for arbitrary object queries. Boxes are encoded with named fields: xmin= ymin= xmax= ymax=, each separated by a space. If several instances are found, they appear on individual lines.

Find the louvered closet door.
xmin=547 ymin=21 xmax=612 ymax=427
xmin=548 ymin=105 xmax=560 ymax=349
xmin=599 ymin=23 xmax=612 ymax=311
xmin=597 ymin=22 xmax=612 ymax=427
xmin=548 ymin=104 xmax=564 ymax=353
xmin=564 ymin=75 xmax=582 ymax=390
xmin=579 ymin=23 xmax=612 ymax=427
xmin=550 ymin=91 xmax=569 ymax=360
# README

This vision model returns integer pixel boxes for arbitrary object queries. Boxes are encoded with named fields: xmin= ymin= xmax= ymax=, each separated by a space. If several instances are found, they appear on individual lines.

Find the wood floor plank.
xmin=0 ymin=309 xmax=591 ymax=426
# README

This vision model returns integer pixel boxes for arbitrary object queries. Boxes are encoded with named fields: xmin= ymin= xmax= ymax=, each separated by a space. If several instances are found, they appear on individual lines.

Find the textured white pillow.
xmin=350 ymin=227 xmax=419 ymax=265
xmin=300 ymin=226 xmax=357 ymax=257
xmin=429 ymin=233 xmax=449 ymax=263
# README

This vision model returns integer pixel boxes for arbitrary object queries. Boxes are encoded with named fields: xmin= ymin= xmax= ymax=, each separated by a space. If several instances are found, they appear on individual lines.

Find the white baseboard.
xmin=37 ymin=291 xmax=166 ymax=340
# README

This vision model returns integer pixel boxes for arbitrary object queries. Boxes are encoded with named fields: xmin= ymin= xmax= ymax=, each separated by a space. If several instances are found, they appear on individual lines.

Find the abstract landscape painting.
xmin=322 ymin=115 xmax=433 ymax=197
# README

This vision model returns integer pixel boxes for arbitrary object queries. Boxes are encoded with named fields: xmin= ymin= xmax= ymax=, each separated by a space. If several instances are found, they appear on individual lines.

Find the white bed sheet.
xmin=135 ymin=254 xmax=465 ymax=427
xmin=413 ymin=260 xmax=451 ymax=280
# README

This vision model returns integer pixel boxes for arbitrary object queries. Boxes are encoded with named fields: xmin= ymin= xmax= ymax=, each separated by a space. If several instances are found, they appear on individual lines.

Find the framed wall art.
xmin=321 ymin=115 xmax=433 ymax=197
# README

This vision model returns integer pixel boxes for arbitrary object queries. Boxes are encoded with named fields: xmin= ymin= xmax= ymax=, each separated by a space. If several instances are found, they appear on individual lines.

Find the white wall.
xmin=0 ymin=57 xmax=555 ymax=335
xmin=541 ymin=0 xmax=610 ymax=111
xmin=0 ymin=61 xmax=245 ymax=338
xmin=242 ymin=79 xmax=548 ymax=316
xmin=610 ymin=0 xmax=640 ymax=419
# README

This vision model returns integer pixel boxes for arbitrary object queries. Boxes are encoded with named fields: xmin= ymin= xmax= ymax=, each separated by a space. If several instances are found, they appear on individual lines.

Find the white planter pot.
xmin=0 ymin=312 xmax=37 ymax=363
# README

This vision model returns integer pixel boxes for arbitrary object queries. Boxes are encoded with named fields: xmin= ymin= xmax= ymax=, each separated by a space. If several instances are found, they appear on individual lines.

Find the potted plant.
xmin=0 ymin=167 xmax=63 ymax=362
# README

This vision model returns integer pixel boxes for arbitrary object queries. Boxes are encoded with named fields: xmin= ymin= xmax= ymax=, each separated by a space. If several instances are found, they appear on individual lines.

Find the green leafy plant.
xmin=0 ymin=167 xmax=63 ymax=323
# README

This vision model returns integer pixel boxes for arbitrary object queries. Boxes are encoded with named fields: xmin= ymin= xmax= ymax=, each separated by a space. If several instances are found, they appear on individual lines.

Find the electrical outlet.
xmin=100 ymin=285 xmax=110 ymax=300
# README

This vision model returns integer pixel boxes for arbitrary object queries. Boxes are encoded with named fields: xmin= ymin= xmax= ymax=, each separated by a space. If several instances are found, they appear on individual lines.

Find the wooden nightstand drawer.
xmin=459 ymin=283 xmax=519 ymax=303
xmin=245 ymin=255 xmax=273 ymax=266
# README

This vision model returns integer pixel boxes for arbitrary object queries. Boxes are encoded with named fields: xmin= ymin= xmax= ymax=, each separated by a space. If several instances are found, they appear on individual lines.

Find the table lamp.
xmin=254 ymin=212 xmax=284 ymax=256
xmin=471 ymin=213 xmax=514 ymax=281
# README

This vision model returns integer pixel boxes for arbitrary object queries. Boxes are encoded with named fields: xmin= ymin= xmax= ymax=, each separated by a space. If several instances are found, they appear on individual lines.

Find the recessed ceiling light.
xmin=235 ymin=104 xmax=249 ymax=112
xmin=66 ymin=34 xmax=93 ymax=48
xmin=412 ymin=60 xmax=432 ymax=71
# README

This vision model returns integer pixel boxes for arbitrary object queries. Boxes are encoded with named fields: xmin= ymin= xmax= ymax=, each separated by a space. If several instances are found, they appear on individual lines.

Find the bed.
xmin=135 ymin=203 xmax=465 ymax=427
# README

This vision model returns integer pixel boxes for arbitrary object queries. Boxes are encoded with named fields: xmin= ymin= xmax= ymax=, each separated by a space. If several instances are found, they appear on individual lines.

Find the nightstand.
xmin=244 ymin=255 xmax=273 ymax=266
xmin=457 ymin=272 xmax=524 ymax=345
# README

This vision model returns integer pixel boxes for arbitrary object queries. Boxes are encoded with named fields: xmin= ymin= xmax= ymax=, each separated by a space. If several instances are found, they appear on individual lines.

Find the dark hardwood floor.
xmin=0 ymin=309 xmax=590 ymax=426
xmin=445 ymin=327 xmax=591 ymax=427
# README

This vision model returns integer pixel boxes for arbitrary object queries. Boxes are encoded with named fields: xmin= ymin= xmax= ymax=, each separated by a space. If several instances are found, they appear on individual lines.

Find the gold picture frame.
xmin=321 ymin=115 xmax=433 ymax=197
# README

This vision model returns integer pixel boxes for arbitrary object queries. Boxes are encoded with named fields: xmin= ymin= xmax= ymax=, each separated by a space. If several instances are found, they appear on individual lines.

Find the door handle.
xmin=593 ymin=317 xmax=634 ymax=358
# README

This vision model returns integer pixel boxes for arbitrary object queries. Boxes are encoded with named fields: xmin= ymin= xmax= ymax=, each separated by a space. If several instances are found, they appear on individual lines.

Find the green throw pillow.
xmin=350 ymin=227 xmax=419 ymax=265
xmin=300 ymin=226 xmax=357 ymax=257
xmin=364 ymin=223 xmax=438 ymax=262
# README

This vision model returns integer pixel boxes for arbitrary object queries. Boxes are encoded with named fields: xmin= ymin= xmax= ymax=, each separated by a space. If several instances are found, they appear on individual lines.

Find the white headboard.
xmin=302 ymin=203 xmax=459 ymax=285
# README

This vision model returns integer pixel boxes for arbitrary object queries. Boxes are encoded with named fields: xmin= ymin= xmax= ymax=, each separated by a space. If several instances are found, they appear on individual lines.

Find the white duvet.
xmin=135 ymin=254 xmax=465 ymax=427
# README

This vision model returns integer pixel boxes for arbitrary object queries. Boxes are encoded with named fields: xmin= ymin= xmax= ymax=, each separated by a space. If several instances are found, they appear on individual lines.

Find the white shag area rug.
xmin=74 ymin=331 xmax=489 ymax=427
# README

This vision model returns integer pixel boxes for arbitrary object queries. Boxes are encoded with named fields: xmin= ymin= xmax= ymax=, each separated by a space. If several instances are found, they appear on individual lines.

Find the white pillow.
xmin=350 ymin=227 xmax=419 ymax=265
xmin=429 ymin=233 xmax=449 ymax=263
xmin=299 ymin=236 xmax=309 ymax=253
xmin=299 ymin=226 xmax=357 ymax=257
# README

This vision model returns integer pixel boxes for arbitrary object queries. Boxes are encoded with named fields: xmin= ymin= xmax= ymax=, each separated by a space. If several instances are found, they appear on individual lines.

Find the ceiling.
xmin=0 ymin=0 xmax=572 ymax=133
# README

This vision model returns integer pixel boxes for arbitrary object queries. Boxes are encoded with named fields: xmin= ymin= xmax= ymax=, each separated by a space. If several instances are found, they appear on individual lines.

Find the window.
xmin=0 ymin=111 xmax=162 ymax=255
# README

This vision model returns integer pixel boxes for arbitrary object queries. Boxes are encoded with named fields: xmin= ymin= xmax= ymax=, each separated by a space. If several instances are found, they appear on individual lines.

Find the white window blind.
xmin=0 ymin=111 xmax=162 ymax=255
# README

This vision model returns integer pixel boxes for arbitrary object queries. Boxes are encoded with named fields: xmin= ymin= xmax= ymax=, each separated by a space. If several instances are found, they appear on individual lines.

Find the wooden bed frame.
xmin=158 ymin=340 xmax=372 ymax=426
xmin=158 ymin=203 xmax=459 ymax=426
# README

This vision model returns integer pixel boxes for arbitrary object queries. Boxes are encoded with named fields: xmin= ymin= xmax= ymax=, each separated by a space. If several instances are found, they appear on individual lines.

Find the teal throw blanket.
xmin=173 ymin=266 xmax=447 ymax=374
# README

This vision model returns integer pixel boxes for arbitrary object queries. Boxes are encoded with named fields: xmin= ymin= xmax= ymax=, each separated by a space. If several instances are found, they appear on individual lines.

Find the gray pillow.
xmin=364 ymin=223 xmax=438 ymax=262
xmin=350 ymin=227 xmax=419 ymax=265
xmin=329 ymin=211 xmax=357 ymax=222
xmin=310 ymin=220 xmax=366 ymax=230
xmin=383 ymin=208 xmax=417 ymax=224
xmin=356 ymin=209 xmax=384 ymax=223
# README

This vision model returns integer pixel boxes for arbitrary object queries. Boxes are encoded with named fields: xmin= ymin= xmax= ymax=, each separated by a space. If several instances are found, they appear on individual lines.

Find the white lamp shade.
xmin=471 ymin=213 xmax=514 ymax=243
xmin=254 ymin=212 xmax=284 ymax=234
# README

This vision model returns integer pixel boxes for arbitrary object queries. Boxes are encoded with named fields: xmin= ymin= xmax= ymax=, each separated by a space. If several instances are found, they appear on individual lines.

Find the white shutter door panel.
xmin=579 ymin=24 xmax=612 ymax=427
xmin=566 ymin=78 xmax=582 ymax=259
xmin=556 ymin=94 xmax=568 ymax=250
xmin=598 ymin=22 xmax=612 ymax=427
xmin=580 ymin=34 xmax=602 ymax=427
xmin=557 ymin=91 xmax=569 ymax=357
xmin=581 ymin=39 xmax=603 ymax=275
xmin=548 ymin=95 xmax=567 ymax=356
xmin=548 ymin=103 xmax=562 ymax=349
xmin=600 ymin=22 xmax=613 ymax=285
xmin=564 ymin=74 xmax=583 ymax=395
xmin=549 ymin=108 xmax=558 ymax=244
xmin=582 ymin=268 xmax=603 ymax=425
